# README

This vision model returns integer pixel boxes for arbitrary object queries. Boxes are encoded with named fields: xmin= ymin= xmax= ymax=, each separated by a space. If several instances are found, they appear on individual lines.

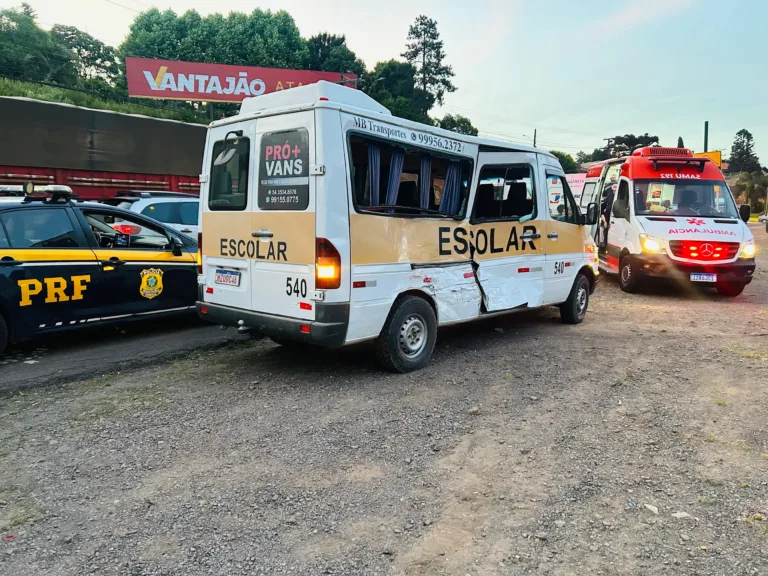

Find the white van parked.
xmin=196 ymin=82 xmax=600 ymax=371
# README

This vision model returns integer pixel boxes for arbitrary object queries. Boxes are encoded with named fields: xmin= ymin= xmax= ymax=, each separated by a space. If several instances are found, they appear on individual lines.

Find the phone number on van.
xmin=411 ymin=132 xmax=464 ymax=153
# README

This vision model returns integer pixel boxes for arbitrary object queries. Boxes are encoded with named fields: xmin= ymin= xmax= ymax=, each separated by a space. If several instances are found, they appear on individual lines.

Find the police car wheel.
xmin=715 ymin=282 xmax=746 ymax=297
xmin=619 ymin=256 xmax=640 ymax=293
xmin=376 ymin=295 xmax=437 ymax=373
xmin=0 ymin=314 xmax=7 ymax=356
xmin=560 ymin=273 xmax=590 ymax=325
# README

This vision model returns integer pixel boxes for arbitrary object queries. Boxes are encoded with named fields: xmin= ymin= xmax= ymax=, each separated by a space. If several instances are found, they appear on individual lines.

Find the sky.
xmin=3 ymin=0 xmax=767 ymax=163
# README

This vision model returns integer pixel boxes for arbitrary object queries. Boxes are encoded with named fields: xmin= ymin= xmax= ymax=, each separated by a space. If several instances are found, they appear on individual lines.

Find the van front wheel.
xmin=619 ymin=256 xmax=640 ymax=293
xmin=560 ymin=273 xmax=590 ymax=324
xmin=376 ymin=296 xmax=437 ymax=373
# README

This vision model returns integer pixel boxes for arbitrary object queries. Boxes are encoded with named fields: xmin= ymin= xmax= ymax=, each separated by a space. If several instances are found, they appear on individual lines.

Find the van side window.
xmin=613 ymin=180 xmax=630 ymax=220
xmin=348 ymin=134 xmax=473 ymax=217
xmin=209 ymin=137 xmax=250 ymax=211
xmin=472 ymin=164 xmax=536 ymax=222
xmin=547 ymin=174 xmax=580 ymax=224
xmin=579 ymin=182 xmax=597 ymax=209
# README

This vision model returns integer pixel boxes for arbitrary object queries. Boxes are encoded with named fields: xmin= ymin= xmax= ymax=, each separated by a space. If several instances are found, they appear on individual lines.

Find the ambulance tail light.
xmin=197 ymin=232 xmax=202 ymax=273
xmin=316 ymin=238 xmax=341 ymax=289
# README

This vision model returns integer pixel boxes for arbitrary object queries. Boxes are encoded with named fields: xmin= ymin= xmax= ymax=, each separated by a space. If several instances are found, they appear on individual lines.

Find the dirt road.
xmin=2 ymin=231 xmax=766 ymax=575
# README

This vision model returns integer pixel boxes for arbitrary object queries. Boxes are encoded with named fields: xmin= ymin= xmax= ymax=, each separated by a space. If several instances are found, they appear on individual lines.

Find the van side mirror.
xmin=739 ymin=204 xmax=751 ymax=223
xmin=583 ymin=202 xmax=599 ymax=226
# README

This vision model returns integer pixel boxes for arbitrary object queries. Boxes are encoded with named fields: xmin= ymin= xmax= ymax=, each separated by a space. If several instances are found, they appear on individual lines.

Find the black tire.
xmin=560 ymin=273 xmax=590 ymax=324
xmin=0 ymin=314 xmax=7 ymax=356
xmin=375 ymin=295 xmax=437 ymax=373
xmin=715 ymin=282 xmax=746 ymax=297
xmin=619 ymin=255 xmax=641 ymax=293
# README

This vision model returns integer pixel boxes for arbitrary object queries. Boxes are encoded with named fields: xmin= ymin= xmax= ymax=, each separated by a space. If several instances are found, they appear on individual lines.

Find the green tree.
xmin=307 ymin=33 xmax=365 ymax=79
xmin=365 ymin=60 xmax=434 ymax=124
xmin=728 ymin=129 xmax=761 ymax=173
xmin=677 ymin=136 xmax=684 ymax=148
xmin=0 ymin=6 xmax=77 ymax=85
xmin=51 ymin=25 xmax=118 ymax=82
xmin=550 ymin=150 xmax=579 ymax=173
xmin=402 ymin=15 xmax=455 ymax=105
xmin=119 ymin=8 xmax=309 ymax=69
xmin=438 ymin=113 xmax=477 ymax=136
xmin=731 ymin=171 xmax=767 ymax=213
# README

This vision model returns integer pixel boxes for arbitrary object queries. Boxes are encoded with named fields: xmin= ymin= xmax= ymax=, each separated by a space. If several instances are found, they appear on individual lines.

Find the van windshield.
xmin=633 ymin=180 xmax=739 ymax=219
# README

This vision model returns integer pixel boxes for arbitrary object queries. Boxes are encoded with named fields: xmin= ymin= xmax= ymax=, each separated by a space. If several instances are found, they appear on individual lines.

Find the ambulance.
xmin=196 ymin=82 xmax=600 ymax=372
xmin=580 ymin=147 xmax=756 ymax=296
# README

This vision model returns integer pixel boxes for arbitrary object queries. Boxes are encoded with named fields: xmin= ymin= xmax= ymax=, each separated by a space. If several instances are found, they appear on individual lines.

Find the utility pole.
xmin=533 ymin=129 xmax=537 ymax=147
xmin=704 ymin=121 xmax=709 ymax=152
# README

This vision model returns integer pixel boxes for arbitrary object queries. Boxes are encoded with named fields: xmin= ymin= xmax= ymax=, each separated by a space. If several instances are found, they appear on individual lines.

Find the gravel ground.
xmin=1 ymin=230 xmax=767 ymax=576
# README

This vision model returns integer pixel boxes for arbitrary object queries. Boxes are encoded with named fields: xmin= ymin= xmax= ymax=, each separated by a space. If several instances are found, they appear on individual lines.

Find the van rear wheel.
xmin=560 ymin=273 xmax=590 ymax=324
xmin=376 ymin=296 xmax=437 ymax=373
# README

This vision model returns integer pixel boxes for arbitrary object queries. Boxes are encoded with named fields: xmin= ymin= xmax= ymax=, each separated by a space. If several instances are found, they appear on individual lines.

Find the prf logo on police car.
xmin=139 ymin=268 xmax=164 ymax=300
xmin=18 ymin=275 xmax=90 ymax=307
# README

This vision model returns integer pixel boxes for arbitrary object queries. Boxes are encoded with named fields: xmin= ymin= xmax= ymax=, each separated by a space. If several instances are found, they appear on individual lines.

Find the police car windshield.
xmin=633 ymin=180 xmax=738 ymax=219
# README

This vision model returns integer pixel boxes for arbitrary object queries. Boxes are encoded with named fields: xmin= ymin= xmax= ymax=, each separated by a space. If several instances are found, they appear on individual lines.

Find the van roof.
xmin=212 ymin=81 xmax=554 ymax=159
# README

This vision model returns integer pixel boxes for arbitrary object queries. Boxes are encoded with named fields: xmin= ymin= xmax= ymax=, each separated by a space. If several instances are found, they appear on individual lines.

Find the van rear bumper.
xmin=633 ymin=255 xmax=756 ymax=284
xmin=196 ymin=301 xmax=349 ymax=347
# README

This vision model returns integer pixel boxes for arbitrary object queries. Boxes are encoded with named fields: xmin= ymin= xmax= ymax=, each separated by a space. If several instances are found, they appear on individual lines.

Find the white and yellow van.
xmin=196 ymin=82 xmax=600 ymax=371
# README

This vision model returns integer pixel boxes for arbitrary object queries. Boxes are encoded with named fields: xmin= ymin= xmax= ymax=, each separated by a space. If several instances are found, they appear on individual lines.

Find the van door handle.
xmin=252 ymin=229 xmax=274 ymax=239
xmin=521 ymin=233 xmax=541 ymax=240
xmin=180 ymin=228 xmax=192 ymax=234
xmin=547 ymin=232 xmax=559 ymax=240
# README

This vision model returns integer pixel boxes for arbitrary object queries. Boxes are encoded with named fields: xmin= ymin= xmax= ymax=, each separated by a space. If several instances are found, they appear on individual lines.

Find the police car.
xmin=0 ymin=184 xmax=199 ymax=354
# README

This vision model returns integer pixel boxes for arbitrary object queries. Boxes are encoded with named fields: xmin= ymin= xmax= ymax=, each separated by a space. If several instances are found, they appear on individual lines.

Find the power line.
xmin=98 ymin=0 xmax=141 ymax=13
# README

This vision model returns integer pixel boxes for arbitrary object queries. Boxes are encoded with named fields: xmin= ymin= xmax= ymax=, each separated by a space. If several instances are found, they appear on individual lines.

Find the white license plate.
xmin=690 ymin=273 xmax=717 ymax=283
xmin=215 ymin=269 xmax=241 ymax=286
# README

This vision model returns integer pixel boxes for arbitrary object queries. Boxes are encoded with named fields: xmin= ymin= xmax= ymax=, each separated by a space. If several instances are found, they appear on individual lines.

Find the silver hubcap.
xmin=621 ymin=262 xmax=631 ymax=285
xmin=399 ymin=314 xmax=427 ymax=357
xmin=577 ymin=285 xmax=587 ymax=314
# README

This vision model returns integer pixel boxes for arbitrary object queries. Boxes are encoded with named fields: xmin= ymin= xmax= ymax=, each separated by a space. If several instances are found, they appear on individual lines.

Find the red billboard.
xmin=125 ymin=57 xmax=356 ymax=103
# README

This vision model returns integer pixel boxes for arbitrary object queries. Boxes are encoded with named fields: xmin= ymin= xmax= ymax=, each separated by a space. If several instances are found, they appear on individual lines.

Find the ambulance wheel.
xmin=619 ymin=256 xmax=640 ymax=293
xmin=715 ymin=282 xmax=746 ymax=297
xmin=0 ymin=314 xmax=7 ymax=356
xmin=560 ymin=273 xmax=590 ymax=324
xmin=376 ymin=296 xmax=437 ymax=373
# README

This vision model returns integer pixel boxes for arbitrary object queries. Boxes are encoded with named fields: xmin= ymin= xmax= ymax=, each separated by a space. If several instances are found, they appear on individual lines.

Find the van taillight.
xmin=197 ymin=232 xmax=202 ymax=274
xmin=315 ymin=238 xmax=341 ymax=289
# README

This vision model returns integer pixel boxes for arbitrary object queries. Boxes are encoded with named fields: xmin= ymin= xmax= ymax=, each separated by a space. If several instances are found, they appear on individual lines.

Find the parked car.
xmin=102 ymin=191 xmax=200 ymax=236
xmin=758 ymin=213 xmax=767 ymax=223
xmin=0 ymin=185 xmax=198 ymax=354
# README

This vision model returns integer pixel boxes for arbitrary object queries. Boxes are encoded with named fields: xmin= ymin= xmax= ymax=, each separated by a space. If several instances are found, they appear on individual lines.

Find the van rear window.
xmin=258 ymin=129 xmax=310 ymax=210
xmin=209 ymin=137 xmax=250 ymax=211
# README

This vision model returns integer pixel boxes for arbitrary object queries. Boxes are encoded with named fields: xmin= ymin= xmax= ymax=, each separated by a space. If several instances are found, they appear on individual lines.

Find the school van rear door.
xmin=201 ymin=111 xmax=317 ymax=321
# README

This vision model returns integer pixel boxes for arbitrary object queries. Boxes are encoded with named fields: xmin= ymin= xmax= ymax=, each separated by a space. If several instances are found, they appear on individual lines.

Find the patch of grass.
xmin=762 ymin=452 xmax=768 ymax=460
xmin=738 ymin=482 xmax=751 ymax=489
xmin=727 ymin=347 xmax=768 ymax=360
xmin=714 ymin=399 xmax=727 ymax=407
xmin=698 ymin=497 xmax=716 ymax=505
xmin=705 ymin=479 xmax=724 ymax=487
xmin=705 ymin=434 xmax=719 ymax=443
xmin=0 ymin=506 xmax=38 ymax=531
xmin=0 ymin=451 xmax=9 ymax=458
